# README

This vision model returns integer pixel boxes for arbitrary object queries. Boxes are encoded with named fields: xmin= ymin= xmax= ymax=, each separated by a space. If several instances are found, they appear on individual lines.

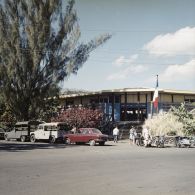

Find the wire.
xmin=87 ymin=59 xmax=193 ymax=66
xmin=1 ymin=41 xmax=194 ymax=56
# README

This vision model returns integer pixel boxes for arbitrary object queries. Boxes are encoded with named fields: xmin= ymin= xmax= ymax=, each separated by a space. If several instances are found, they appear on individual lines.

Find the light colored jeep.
xmin=4 ymin=121 xmax=44 ymax=142
xmin=30 ymin=122 xmax=69 ymax=143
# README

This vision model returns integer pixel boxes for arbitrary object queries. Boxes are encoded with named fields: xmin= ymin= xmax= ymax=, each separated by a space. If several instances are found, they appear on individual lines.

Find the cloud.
xmin=143 ymin=27 xmax=195 ymax=57
xmin=160 ymin=59 xmax=195 ymax=82
xmin=107 ymin=64 xmax=147 ymax=80
xmin=107 ymin=54 xmax=147 ymax=80
xmin=113 ymin=54 xmax=138 ymax=67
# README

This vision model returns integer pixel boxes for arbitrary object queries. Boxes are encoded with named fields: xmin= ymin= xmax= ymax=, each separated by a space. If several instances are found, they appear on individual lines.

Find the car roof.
xmin=39 ymin=122 xmax=67 ymax=126
xmin=15 ymin=121 xmax=45 ymax=125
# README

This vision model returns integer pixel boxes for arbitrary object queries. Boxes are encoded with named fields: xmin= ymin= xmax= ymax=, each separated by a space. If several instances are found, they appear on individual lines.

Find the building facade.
xmin=59 ymin=88 xmax=195 ymax=123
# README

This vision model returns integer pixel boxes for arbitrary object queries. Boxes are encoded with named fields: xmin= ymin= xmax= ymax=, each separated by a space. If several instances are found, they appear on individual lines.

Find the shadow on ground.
xmin=0 ymin=142 xmax=67 ymax=152
xmin=0 ymin=141 xmax=114 ymax=152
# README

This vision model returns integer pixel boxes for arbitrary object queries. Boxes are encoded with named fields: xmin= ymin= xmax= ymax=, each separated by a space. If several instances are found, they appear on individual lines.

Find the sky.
xmin=63 ymin=0 xmax=195 ymax=91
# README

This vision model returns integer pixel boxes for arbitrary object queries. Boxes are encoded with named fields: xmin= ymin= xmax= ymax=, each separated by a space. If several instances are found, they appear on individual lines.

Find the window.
xmin=82 ymin=129 xmax=90 ymax=134
xmin=115 ymin=95 xmax=120 ymax=103
xmin=185 ymin=98 xmax=195 ymax=103
xmin=15 ymin=124 xmax=28 ymax=131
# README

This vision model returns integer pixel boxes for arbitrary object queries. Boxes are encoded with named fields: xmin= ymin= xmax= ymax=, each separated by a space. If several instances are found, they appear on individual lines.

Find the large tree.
xmin=0 ymin=0 xmax=111 ymax=120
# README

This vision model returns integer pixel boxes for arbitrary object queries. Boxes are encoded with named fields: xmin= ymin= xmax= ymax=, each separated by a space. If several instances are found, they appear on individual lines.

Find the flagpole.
xmin=156 ymin=75 xmax=159 ymax=114
xmin=156 ymin=75 xmax=159 ymax=88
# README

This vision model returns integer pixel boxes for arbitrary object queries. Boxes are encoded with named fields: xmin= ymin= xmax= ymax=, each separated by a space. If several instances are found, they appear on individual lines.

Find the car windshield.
xmin=91 ymin=128 xmax=102 ymax=134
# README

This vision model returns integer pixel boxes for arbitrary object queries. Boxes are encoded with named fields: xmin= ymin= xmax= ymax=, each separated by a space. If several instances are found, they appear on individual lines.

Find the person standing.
xmin=71 ymin=126 xmax=77 ymax=134
xmin=133 ymin=129 xmax=137 ymax=145
xmin=113 ymin=125 xmax=119 ymax=143
xmin=142 ymin=126 xmax=150 ymax=147
xmin=129 ymin=126 xmax=136 ymax=145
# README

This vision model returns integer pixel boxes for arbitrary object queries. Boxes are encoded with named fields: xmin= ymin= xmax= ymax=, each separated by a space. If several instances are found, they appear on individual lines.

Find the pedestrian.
xmin=142 ymin=126 xmax=151 ymax=147
xmin=129 ymin=126 xmax=136 ymax=145
xmin=71 ymin=126 xmax=77 ymax=134
xmin=113 ymin=125 xmax=119 ymax=143
xmin=133 ymin=129 xmax=137 ymax=145
xmin=135 ymin=133 xmax=142 ymax=146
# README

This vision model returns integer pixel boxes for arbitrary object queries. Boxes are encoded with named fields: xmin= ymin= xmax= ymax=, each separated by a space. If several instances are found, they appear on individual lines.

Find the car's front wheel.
xmin=30 ymin=134 xmax=36 ymax=143
xmin=89 ymin=140 xmax=96 ymax=146
xmin=4 ymin=134 xmax=9 ymax=141
xmin=20 ymin=135 xmax=26 ymax=142
xmin=177 ymin=143 xmax=181 ymax=148
xmin=49 ymin=136 xmax=56 ymax=144
xmin=65 ymin=138 xmax=71 ymax=144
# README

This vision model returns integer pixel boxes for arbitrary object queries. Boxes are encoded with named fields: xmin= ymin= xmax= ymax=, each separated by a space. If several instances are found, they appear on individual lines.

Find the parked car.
xmin=30 ymin=122 xmax=70 ymax=143
xmin=4 ymin=121 xmax=44 ymax=142
xmin=190 ymin=136 xmax=195 ymax=146
xmin=175 ymin=136 xmax=191 ymax=148
xmin=0 ymin=128 xmax=5 ymax=140
xmin=64 ymin=128 xmax=108 ymax=146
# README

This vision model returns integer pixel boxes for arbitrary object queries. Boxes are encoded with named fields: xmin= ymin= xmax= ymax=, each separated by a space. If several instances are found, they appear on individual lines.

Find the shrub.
xmin=52 ymin=107 xmax=103 ymax=129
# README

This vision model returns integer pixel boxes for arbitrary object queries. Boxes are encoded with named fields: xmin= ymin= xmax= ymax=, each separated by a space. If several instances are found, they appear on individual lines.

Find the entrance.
xmin=121 ymin=103 xmax=147 ymax=121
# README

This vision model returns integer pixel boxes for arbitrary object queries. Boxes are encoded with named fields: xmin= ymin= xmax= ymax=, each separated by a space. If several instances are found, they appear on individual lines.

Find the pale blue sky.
xmin=63 ymin=0 xmax=195 ymax=91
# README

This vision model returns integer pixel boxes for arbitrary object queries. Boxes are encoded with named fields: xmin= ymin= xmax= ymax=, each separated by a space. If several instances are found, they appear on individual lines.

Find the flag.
xmin=153 ymin=88 xmax=158 ymax=109
xmin=153 ymin=75 xmax=159 ymax=109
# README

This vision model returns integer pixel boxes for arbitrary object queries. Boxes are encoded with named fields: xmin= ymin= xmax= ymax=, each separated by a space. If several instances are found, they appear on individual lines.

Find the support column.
xmin=137 ymin=92 xmax=140 ymax=121
xmin=80 ymin=97 xmax=83 ymax=105
xmin=124 ymin=92 xmax=127 ymax=121
xmin=112 ymin=93 xmax=115 ymax=122
xmin=146 ymin=94 xmax=148 ymax=117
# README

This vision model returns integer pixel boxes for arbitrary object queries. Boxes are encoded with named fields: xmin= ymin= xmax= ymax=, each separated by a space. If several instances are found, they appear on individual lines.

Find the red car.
xmin=64 ymin=128 xmax=108 ymax=146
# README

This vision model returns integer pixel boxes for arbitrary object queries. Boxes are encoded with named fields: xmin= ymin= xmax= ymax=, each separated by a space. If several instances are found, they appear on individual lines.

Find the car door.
xmin=7 ymin=128 xmax=16 ymax=139
xmin=35 ymin=125 xmax=44 ymax=139
xmin=81 ymin=129 xmax=92 ymax=142
xmin=15 ymin=125 xmax=22 ymax=139
xmin=42 ymin=126 xmax=51 ymax=140
xmin=69 ymin=130 xmax=84 ymax=142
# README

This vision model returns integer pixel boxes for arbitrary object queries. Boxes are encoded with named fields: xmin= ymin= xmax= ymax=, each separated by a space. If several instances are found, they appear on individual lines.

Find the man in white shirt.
xmin=142 ymin=126 xmax=151 ymax=147
xmin=129 ymin=126 xmax=136 ymax=145
xmin=71 ymin=126 xmax=77 ymax=134
xmin=113 ymin=126 xmax=119 ymax=143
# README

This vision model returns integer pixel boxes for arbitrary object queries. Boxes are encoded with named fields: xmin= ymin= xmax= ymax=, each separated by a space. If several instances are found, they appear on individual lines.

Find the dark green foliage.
xmin=38 ymin=97 xmax=61 ymax=122
xmin=170 ymin=103 xmax=195 ymax=135
xmin=0 ymin=0 xmax=111 ymax=121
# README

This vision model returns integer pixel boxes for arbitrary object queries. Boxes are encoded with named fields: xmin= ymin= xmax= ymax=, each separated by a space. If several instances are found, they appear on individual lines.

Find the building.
xmin=59 ymin=88 xmax=195 ymax=123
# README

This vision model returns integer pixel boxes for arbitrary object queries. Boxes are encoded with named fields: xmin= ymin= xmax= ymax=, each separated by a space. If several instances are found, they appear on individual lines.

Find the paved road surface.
xmin=0 ymin=140 xmax=195 ymax=195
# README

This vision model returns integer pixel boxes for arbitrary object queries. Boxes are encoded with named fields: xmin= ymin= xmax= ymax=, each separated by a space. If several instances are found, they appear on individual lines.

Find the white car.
xmin=176 ymin=136 xmax=191 ymax=148
xmin=30 ymin=122 xmax=69 ymax=143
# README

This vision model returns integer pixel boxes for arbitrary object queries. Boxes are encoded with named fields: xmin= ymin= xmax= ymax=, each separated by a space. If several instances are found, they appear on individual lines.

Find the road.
xmin=0 ymin=140 xmax=195 ymax=195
